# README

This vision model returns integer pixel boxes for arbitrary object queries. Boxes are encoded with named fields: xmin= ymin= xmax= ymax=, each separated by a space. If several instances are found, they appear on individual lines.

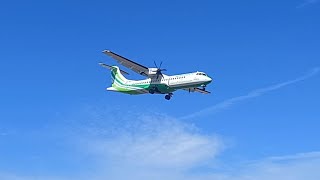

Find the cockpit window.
xmin=196 ymin=72 xmax=207 ymax=76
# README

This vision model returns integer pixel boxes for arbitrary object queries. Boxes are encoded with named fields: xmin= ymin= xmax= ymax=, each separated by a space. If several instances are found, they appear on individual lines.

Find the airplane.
xmin=99 ymin=50 xmax=213 ymax=100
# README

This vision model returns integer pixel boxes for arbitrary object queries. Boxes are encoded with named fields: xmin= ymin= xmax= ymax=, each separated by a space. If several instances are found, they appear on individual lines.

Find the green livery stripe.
xmin=109 ymin=66 xmax=177 ymax=94
xmin=110 ymin=67 xmax=149 ymax=94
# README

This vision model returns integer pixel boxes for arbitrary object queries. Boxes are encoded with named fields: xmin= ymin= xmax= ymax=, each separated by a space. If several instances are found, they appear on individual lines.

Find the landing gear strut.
xmin=165 ymin=93 xmax=173 ymax=100
xmin=201 ymin=84 xmax=206 ymax=91
xmin=149 ymin=86 xmax=158 ymax=94
xmin=149 ymin=88 xmax=155 ymax=94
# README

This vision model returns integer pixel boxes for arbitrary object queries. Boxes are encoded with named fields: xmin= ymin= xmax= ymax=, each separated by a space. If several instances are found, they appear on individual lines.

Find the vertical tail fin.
xmin=110 ymin=66 xmax=128 ymax=85
xmin=99 ymin=63 xmax=129 ymax=87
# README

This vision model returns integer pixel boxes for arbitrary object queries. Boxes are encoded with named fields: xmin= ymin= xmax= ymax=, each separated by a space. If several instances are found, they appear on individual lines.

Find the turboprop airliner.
xmin=99 ymin=50 xmax=212 ymax=100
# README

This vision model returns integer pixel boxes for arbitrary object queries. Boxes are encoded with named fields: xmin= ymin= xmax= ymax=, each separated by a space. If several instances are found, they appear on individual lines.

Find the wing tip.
xmin=102 ymin=49 xmax=111 ymax=54
xmin=99 ymin=62 xmax=110 ymax=68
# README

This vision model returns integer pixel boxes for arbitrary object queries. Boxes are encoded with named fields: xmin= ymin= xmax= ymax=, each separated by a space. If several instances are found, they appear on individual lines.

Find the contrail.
xmin=297 ymin=0 xmax=319 ymax=8
xmin=181 ymin=67 xmax=320 ymax=120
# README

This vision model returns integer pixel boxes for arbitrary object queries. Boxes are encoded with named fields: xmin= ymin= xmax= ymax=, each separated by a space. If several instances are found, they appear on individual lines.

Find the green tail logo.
xmin=110 ymin=66 xmax=127 ymax=86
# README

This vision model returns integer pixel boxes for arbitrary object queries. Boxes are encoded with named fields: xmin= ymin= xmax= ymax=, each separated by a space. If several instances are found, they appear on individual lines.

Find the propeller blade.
xmin=153 ymin=61 xmax=167 ymax=79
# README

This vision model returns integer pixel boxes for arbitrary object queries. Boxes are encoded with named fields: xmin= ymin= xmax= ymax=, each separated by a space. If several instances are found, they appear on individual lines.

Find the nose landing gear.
xmin=165 ymin=93 xmax=173 ymax=100
xmin=201 ymin=84 xmax=207 ymax=91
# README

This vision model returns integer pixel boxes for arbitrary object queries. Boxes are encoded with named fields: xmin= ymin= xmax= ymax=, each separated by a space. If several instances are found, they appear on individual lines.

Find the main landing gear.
xmin=165 ymin=93 xmax=173 ymax=100
xmin=149 ymin=87 xmax=158 ymax=94
xmin=149 ymin=87 xmax=173 ymax=100
xmin=149 ymin=88 xmax=155 ymax=94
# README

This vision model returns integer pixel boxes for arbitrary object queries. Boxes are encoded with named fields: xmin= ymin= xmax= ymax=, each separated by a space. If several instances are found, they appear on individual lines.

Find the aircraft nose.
xmin=207 ymin=76 xmax=212 ymax=83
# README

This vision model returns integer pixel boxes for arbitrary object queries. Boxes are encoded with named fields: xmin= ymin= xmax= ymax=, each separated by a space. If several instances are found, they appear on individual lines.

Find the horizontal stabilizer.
xmin=106 ymin=87 xmax=117 ymax=91
xmin=194 ymin=88 xmax=211 ymax=94
xmin=183 ymin=87 xmax=211 ymax=94
xmin=99 ymin=63 xmax=129 ymax=75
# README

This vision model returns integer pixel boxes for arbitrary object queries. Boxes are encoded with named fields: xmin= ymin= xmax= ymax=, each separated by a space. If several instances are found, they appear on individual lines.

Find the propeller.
xmin=154 ymin=61 xmax=167 ymax=79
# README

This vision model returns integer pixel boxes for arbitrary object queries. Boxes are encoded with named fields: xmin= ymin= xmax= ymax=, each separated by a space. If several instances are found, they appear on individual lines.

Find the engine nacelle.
xmin=148 ymin=68 xmax=158 ymax=75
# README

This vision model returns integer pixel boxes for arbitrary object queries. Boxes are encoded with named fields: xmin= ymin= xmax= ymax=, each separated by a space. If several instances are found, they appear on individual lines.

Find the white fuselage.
xmin=126 ymin=71 xmax=212 ymax=90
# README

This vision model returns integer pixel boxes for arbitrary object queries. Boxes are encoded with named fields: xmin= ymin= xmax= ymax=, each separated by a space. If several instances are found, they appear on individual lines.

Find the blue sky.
xmin=0 ymin=0 xmax=320 ymax=179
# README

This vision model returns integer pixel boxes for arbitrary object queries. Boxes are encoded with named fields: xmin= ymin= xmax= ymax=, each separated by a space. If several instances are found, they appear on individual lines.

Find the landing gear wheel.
xmin=165 ymin=93 xmax=173 ymax=100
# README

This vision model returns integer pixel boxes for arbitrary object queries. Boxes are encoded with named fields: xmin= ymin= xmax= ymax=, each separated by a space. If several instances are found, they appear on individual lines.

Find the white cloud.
xmin=83 ymin=114 xmax=224 ymax=169
xmin=67 ymin=113 xmax=223 ymax=180
xmin=181 ymin=67 xmax=320 ymax=120
xmin=217 ymin=152 xmax=320 ymax=180
xmin=2 ymin=151 xmax=320 ymax=180
xmin=75 ymin=112 xmax=320 ymax=180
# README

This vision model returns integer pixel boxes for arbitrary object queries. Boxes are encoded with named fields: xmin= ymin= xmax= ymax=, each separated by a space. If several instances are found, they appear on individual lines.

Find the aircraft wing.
xmin=194 ymin=88 xmax=211 ymax=94
xmin=103 ymin=50 xmax=149 ymax=77
xmin=183 ymin=88 xmax=211 ymax=94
